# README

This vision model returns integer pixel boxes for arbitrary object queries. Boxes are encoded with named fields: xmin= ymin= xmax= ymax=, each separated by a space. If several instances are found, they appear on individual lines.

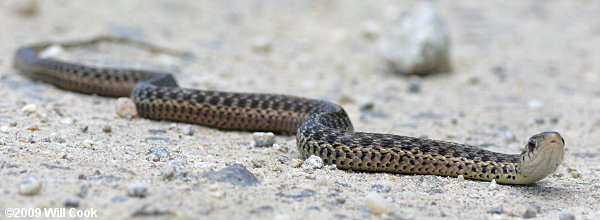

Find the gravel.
xmin=127 ymin=183 xmax=149 ymax=198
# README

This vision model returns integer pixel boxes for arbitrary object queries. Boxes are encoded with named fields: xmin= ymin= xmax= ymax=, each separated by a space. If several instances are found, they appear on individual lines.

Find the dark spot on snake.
xmin=471 ymin=167 xmax=477 ymax=172
xmin=445 ymin=163 xmax=451 ymax=168
xmin=491 ymin=167 xmax=496 ymax=174
xmin=458 ymin=165 xmax=463 ymax=169
xmin=409 ymin=160 xmax=415 ymax=165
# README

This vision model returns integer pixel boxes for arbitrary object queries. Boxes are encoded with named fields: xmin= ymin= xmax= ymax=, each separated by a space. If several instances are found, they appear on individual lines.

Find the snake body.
xmin=14 ymin=37 xmax=565 ymax=184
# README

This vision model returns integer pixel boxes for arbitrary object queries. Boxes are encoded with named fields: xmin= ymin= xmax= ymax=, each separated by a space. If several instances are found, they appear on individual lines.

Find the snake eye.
xmin=527 ymin=139 xmax=537 ymax=152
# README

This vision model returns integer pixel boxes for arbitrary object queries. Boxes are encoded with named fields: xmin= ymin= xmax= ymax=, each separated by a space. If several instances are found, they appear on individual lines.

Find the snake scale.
xmin=13 ymin=36 xmax=565 ymax=185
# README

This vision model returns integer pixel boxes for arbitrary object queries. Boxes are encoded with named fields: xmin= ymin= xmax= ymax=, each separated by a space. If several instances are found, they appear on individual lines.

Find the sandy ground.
xmin=1 ymin=0 xmax=600 ymax=219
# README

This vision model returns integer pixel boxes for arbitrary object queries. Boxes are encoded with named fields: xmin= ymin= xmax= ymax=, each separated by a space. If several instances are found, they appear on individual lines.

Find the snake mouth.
xmin=519 ymin=132 xmax=565 ymax=181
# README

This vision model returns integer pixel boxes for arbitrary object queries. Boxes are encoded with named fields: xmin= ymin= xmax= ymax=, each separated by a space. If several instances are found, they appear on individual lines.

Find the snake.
xmin=13 ymin=36 xmax=565 ymax=185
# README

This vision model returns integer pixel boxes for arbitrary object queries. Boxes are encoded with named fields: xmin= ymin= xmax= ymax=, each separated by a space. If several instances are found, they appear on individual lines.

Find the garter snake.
xmin=13 ymin=36 xmax=565 ymax=184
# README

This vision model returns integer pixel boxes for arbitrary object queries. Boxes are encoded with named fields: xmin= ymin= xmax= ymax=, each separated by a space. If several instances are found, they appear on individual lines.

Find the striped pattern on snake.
xmin=13 ymin=36 xmax=565 ymax=184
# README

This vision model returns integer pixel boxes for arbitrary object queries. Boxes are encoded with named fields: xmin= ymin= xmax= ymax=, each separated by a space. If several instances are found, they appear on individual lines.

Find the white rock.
xmin=301 ymin=155 xmax=324 ymax=169
xmin=82 ymin=139 xmax=96 ymax=147
xmin=39 ymin=44 xmax=66 ymax=59
xmin=60 ymin=117 xmax=75 ymax=125
xmin=21 ymin=104 xmax=36 ymax=113
xmin=364 ymin=192 xmax=394 ymax=214
xmin=115 ymin=97 xmax=138 ymax=118
xmin=183 ymin=125 xmax=195 ymax=135
xmin=457 ymin=175 xmax=465 ymax=181
xmin=253 ymin=132 xmax=275 ymax=147
xmin=0 ymin=125 xmax=9 ymax=133
xmin=378 ymin=2 xmax=450 ymax=75
xmin=528 ymin=100 xmax=543 ymax=110
xmin=127 ymin=183 xmax=149 ymax=198
xmin=19 ymin=176 xmax=42 ymax=195
xmin=488 ymin=179 xmax=497 ymax=190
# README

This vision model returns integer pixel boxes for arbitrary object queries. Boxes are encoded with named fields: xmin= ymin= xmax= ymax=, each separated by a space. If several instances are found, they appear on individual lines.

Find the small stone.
xmin=301 ymin=155 xmax=324 ymax=169
xmin=407 ymin=76 xmax=422 ymax=93
xmin=488 ymin=179 xmax=497 ymax=190
xmin=111 ymin=195 xmax=127 ymax=203
xmin=62 ymin=153 xmax=75 ymax=161
xmin=82 ymin=139 xmax=96 ymax=147
xmin=19 ymin=176 xmax=42 ymax=196
xmin=79 ymin=125 xmax=89 ymax=133
xmin=147 ymin=146 xmax=172 ymax=162
xmin=253 ymin=132 xmax=275 ymax=147
xmin=148 ymin=127 xmax=167 ymax=134
xmin=9 ymin=122 xmax=17 ymax=127
xmin=324 ymin=164 xmax=337 ymax=170
xmin=201 ymin=164 xmax=260 ymax=186
xmin=371 ymin=184 xmax=392 ymax=193
xmin=272 ymin=143 xmax=288 ymax=152
xmin=570 ymin=171 xmax=582 ymax=179
xmin=127 ymin=183 xmax=149 ymax=198
xmin=524 ymin=205 xmax=538 ymax=218
xmin=559 ymin=212 xmax=575 ymax=220
xmin=183 ymin=125 xmax=195 ymax=135
xmin=488 ymin=205 xmax=504 ymax=214
xmin=60 ymin=117 xmax=75 ymax=125
xmin=115 ymin=97 xmax=138 ymax=118
xmin=76 ymin=185 xmax=88 ymax=198
xmin=528 ymin=100 xmax=543 ymax=110
xmin=291 ymin=159 xmax=304 ymax=168
xmin=378 ymin=2 xmax=450 ymax=75
xmin=102 ymin=125 xmax=112 ymax=133
xmin=52 ymin=135 xmax=66 ymax=143
xmin=457 ymin=175 xmax=465 ymax=181
xmin=21 ymin=104 xmax=36 ymax=113
xmin=364 ymin=192 xmax=393 ymax=214
xmin=251 ymin=159 xmax=267 ymax=168
xmin=64 ymin=198 xmax=80 ymax=208
xmin=335 ymin=197 xmax=347 ymax=204
xmin=26 ymin=124 xmax=39 ymax=131
xmin=0 ymin=125 xmax=9 ymax=133
xmin=14 ymin=0 xmax=39 ymax=17
xmin=359 ymin=102 xmax=375 ymax=111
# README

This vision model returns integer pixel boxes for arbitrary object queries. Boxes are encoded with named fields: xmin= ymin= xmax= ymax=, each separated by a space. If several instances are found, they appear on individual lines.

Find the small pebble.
xmin=301 ymin=155 xmax=324 ymax=169
xmin=19 ymin=176 xmax=42 ymax=196
xmin=102 ymin=125 xmax=112 ymax=133
xmin=76 ymin=185 xmax=89 ymax=198
xmin=127 ymin=183 xmax=149 ymax=198
xmin=64 ymin=198 xmax=80 ymax=208
xmin=79 ymin=125 xmax=89 ymax=133
xmin=488 ymin=179 xmax=497 ymax=190
xmin=62 ymin=153 xmax=75 ymax=161
xmin=60 ymin=117 xmax=75 ymax=125
xmin=147 ymin=146 xmax=172 ymax=162
xmin=528 ymin=100 xmax=543 ymax=110
xmin=9 ymin=122 xmax=17 ymax=127
xmin=359 ymin=102 xmax=375 ymax=111
xmin=407 ymin=76 xmax=422 ymax=93
xmin=251 ymin=159 xmax=267 ymax=168
xmin=488 ymin=205 xmax=504 ymax=214
xmin=21 ymin=104 xmax=36 ymax=113
xmin=559 ymin=212 xmax=575 ymax=220
xmin=364 ymin=192 xmax=393 ymax=214
xmin=26 ymin=124 xmax=39 ymax=131
xmin=524 ymin=205 xmax=538 ymax=218
xmin=115 ymin=97 xmax=138 ymax=118
xmin=161 ymin=166 xmax=176 ymax=180
xmin=14 ymin=0 xmax=39 ymax=17
xmin=183 ymin=125 xmax=195 ymax=135
xmin=82 ymin=139 xmax=96 ymax=147
xmin=253 ymin=132 xmax=275 ymax=147
xmin=52 ymin=135 xmax=66 ymax=143
xmin=371 ymin=184 xmax=392 ymax=193
xmin=0 ymin=125 xmax=9 ymax=133
xmin=457 ymin=175 xmax=465 ymax=181
xmin=148 ymin=127 xmax=167 ymax=133
xmin=335 ymin=197 xmax=347 ymax=204
xmin=291 ymin=159 xmax=304 ymax=168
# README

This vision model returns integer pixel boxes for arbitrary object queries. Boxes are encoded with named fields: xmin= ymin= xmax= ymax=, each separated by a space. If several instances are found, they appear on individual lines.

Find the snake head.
xmin=518 ymin=132 xmax=565 ymax=182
